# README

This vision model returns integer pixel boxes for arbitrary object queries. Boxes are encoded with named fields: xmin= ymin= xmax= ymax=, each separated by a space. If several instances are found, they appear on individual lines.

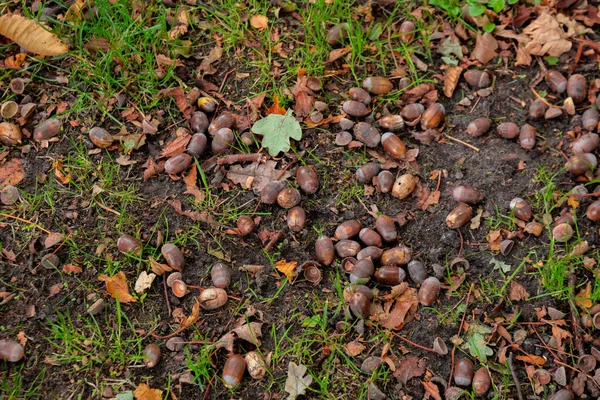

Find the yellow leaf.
xmin=567 ymin=195 xmax=579 ymax=209
xmin=575 ymin=282 xmax=592 ymax=309
xmin=98 ymin=271 xmax=137 ymax=303
xmin=134 ymin=383 xmax=163 ymax=400
xmin=275 ymin=259 xmax=297 ymax=281
xmin=0 ymin=14 xmax=68 ymax=56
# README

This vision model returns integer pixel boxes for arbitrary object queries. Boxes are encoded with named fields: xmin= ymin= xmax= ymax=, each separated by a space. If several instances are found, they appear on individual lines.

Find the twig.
xmin=570 ymin=41 xmax=584 ymax=76
xmin=163 ymin=275 xmax=172 ymax=316
xmin=457 ymin=230 xmax=464 ymax=258
xmin=0 ymin=212 xmax=52 ymax=234
xmin=276 ymin=159 xmax=297 ymax=180
xmin=390 ymin=331 xmax=437 ymax=353
xmin=264 ymin=230 xmax=284 ymax=252
xmin=469 ymin=96 xmax=482 ymax=113
xmin=443 ymin=134 xmax=480 ymax=152
xmin=568 ymin=273 xmax=584 ymax=356
xmin=219 ymin=68 xmax=237 ymax=93
xmin=508 ymin=352 xmax=524 ymax=400
xmin=531 ymin=87 xmax=558 ymax=109
xmin=386 ymin=27 xmax=401 ymax=72
xmin=217 ymin=153 xmax=266 ymax=165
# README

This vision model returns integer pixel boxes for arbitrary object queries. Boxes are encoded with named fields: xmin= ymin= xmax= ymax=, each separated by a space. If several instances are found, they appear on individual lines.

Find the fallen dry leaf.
xmin=285 ymin=362 xmax=313 ymax=400
xmin=167 ymin=199 xmax=213 ymax=223
xmin=380 ymin=288 xmax=419 ymax=330
xmin=16 ymin=331 xmax=27 ymax=347
xmin=0 ymin=158 xmax=25 ymax=189
xmin=0 ymin=14 xmax=68 ymax=56
xmin=53 ymin=160 xmax=72 ymax=184
xmin=149 ymin=257 xmax=172 ymax=275
xmin=62 ymin=263 xmax=82 ymax=274
xmin=443 ymin=66 xmax=463 ymax=98
xmin=159 ymin=87 xmax=192 ymax=118
xmin=344 ymin=340 xmax=366 ymax=356
xmin=422 ymin=381 xmax=442 ymax=400
xmin=576 ymin=282 xmax=592 ymax=309
xmin=472 ymin=33 xmax=498 ymax=64
xmin=134 ymin=383 xmax=163 ymax=400
xmin=197 ymin=46 xmax=223 ymax=76
xmin=250 ymin=15 xmax=268 ymax=31
xmin=98 ymin=271 xmax=137 ymax=303
xmin=44 ymin=232 xmax=63 ymax=248
xmin=153 ymin=297 xmax=201 ymax=339
xmin=227 ymin=161 xmax=292 ymax=192
xmin=328 ymin=46 xmax=351 ymax=63
xmin=509 ymin=281 xmax=530 ymax=301
xmin=267 ymin=94 xmax=286 ymax=115
xmin=49 ymin=283 xmax=62 ymax=297
xmin=134 ymin=271 xmax=156 ymax=294
xmin=421 ymin=190 xmax=440 ymax=211
xmin=156 ymin=54 xmax=182 ymax=70
xmin=275 ymin=259 xmax=297 ymax=281
xmin=216 ymin=321 xmax=264 ymax=352
xmin=522 ymin=12 xmax=572 ymax=59
xmin=115 ymin=154 xmax=137 ymax=166
xmin=515 ymin=353 xmax=546 ymax=366
xmin=183 ymin=164 xmax=204 ymax=204
xmin=161 ymin=133 xmax=191 ymax=158
xmin=393 ymin=355 xmax=426 ymax=385
xmin=143 ymin=157 xmax=163 ymax=181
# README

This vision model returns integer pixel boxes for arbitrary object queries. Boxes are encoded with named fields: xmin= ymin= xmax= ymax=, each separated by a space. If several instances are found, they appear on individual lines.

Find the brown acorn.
xmin=296 ymin=166 xmax=319 ymax=194
xmin=359 ymin=228 xmax=382 ymax=247
xmin=345 ymin=284 xmax=374 ymax=301
xmin=211 ymin=263 xmax=231 ymax=288
xmin=398 ymin=77 xmax=411 ymax=90
xmin=549 ymin=389 xmax=574 ymax=400
xmin=420 ymin=103 xmax=445 ymax=130
xmin=0 ymin=122 xmax=22 ymax=145
xmin=564 ymin=97 xmax=576 ymax=116
xmin=223 ymin=354 xmax=246 ymax=388
xmin=187 ymin=133 xmax=208 ymax=157
xmin=392 ymin=174 xmax=416 ymax=199
xmin=546 ymin=70 xmax=567 ymax=94
xmin=343 ymin=100 xmax=369 ymax=118
xmin=353 ymin=122 xmax=381 ymax=148
xmin=277 ymin=188 xmax=301 ymax=209
xmin=362 ymin=76 xmax=393 ymax=95
xmin=454 ymin=358 xmax=474 ymax=387
xmin=350 ymin=259 xmax=375 ymax=283
xmin=582 ymin=108 xmax=599 ymax=131
xmin=143 ymin=344 xmax=161 ymax=368
xmin=529 ymin=98 xmax=548 ymax=119
xmin=335 ymin=240 xmax=361 ymax=258
xmin=335 ymin=131 xmax=353 ymax=146
xmin=510 ymin=197 xmax=532 ymax=221
xmin=553 ymin=223 xmax=573 ymax=242
xmin=375 ymin=215 xmax=397 ymax=242
xmin=10 ymin=78 xmax=25 ymax=94
xmin=381 ymin=244 xmax=411 ymax=266
xmin=377 ymin=115 xmax=404 ymax=131
xmin=565 ymin=153 xmax=597 ymax=175
xmin=326 ymin=23 xmax=349 ymax=45
xmin=199 ymin=287 xmax=228 ymax=310
xmin=208 ymin=112 xmax=236 ymax=136
xmin=349 ymin=292 xmax=371 ymax=319
xmin=165 ymin=154 xmax=192 ymax=175
xmin=473 ymin=368 xmax=491 ymax=395
xmin=399 ymin=20 xmax=415 ymax=43
xmin=33 ymin=119 xmax=61 ymax=141
xmin=567 ymin=74 xmax=587 ymax=104
xmin=357 ymin=246 xmax=383 ymax=261
xmin=466 ymin=117 xmax=492 ymax=137
xmin=497 ymin=122 xmax=519 ymax=139
xmin=356 ymin=162 xmax=381 ymax=183
xmin=89 ymin=127 xmax=113 ymax=148
xmin=464 ymin=70 xmax=491 ymax=88
xmin=381 ymin=132 xmax=407 ymax=159
xmin=573 ymin=133 xmax=599 ymax=154
xmin=452 ymin=185 xmax=483 ymax=204
xmin=197 ymin=97 xmax=217 ymax=113
xmin=162 ymin=243 xmax=185 ymax=270
xmin=407 ymin=260 xmax=428 ymax=284
xmin=519 ymin=124 xmax=536 ymax=150
xmin=446 ymin=203 xmax=473 ymax=229
xmin=587 ymin=201 xmax=600 ymax=221
xmin=190 ymin=111 xmax=209 ymax=134
xmin=287 ymin=206 xmax=306 ymax=232
xmin=335 ymin=220 xmax=362 ymax=240
xmin=374 ymin=266 xmax=406 ymax=285
xmin=1 ymin=185 xmax=19 ymax=205
xmin=349 ymin=87 xmax=371 ymax=105
xmin=261 ymin=181 xmax=286 ymax=204
xmin=237 ymin=215 xmax=255 ymax=236
xmin=0 ymin=339 xmax=24 ymax=362
xmin=418 ymin=277 xmax=441 ymax=306
xmin=212 ymin=127 xmax=235 ymax=154
xmin=376 ymin=170 xmax=394 ymax=193
xmin=400 ymin=103 xmax=424 ymax=122
xmin=315 ymin=236 xmax=335 ymax=266
xmin=545 ymin=107 xmax=563 ymax=120
xmin=117 ymin=234 xmax=141 ymax=255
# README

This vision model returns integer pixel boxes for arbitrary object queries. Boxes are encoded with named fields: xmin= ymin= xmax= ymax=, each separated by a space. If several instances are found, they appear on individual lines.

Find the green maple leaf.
xmin=251 ymin=109 xmax=302 ymax=156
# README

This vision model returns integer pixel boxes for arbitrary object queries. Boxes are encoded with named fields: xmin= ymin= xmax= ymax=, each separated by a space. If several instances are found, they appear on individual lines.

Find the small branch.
xmin=219 ymin=68 xmax=237 ymax=93
xmin=508 ymin=352 xmax=524 ymax=400
xmin=443 ymin=134 xmax=480 ymax=152
xmin=0 ymin=212 xmax=52 ymax=234
xmin=264 ymin=230 xmax=284 ymax=252
xmin=163 ymin=275 xmax=172 ymax=316
xmin=569 ymin=273 xmax=584 ymax=356
xmin=531 ymin=87 xmax=558 ymax=109
xmin=390 ymin=331 xmax=437 ymax=353
xmin=217 ymin=153 xmax=266 ymax=165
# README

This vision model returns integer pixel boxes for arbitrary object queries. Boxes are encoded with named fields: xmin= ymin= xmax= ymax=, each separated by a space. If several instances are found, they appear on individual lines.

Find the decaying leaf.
xmin=183 ymin=164 xmax=204 ymax=204
xmin=515 ymin=353 xmax=547 ymax=366
xmin=44 ymin=232 xmax=63 ymax=248
xmin=576 ymin=282 xmax=592 ymax=309
xmin=0 ymin=158 xmax=25 ymax=189
xmin=284 ymin=362 xmax=313 ymax=400
xmin=197 ymin=46 xmax=223 ymax=76
xmin=380 ymin=288 xmax=419 ymax=330
xmin=0 ymin=14 xmax=68 ymax=56
xmin=53 ymin=160 xmax=72 ymax=184
xmin=509 ymin=281 xmax=530 ymax=301
xmin=143 ymin=158 xmax=163 ymax=181
xmin=133 ymin=383 xmax=163 ymax=400
xmin=159 ymin=88 xmax=192 ymax=117
xmin=328 ymin=46 xmax=351 ymax=63
xmin=250 ymin=15 xmax=268 ymax=31
xmin=98 ymin=271 xmax=137 ymax=303
xmin=62 ymin=263 xmax=82 ymax=274
xmin=443 ymin=66 xmax=463 ymax=98
xmin=393 ymin=355 xmax=426 ymax=385
xmin=153 ymin=297 xmax=201 ymax=339
xmin=275 ymin=259 xmax=298 ymax=281
xmin=168 ymin=199 xmax=213 ymax=223
xmin=344 ymin=340 xmax=366 ymax=356
xmin=438 ymin=36 xmax=463 ymax=65
xmin=522 ymin=12 xmax=573 ymax=59
xmin=134 ymin=271 xmax=156 ymax=294
xmin=216 ymin=321 xmax=264 ymax=352
xmin=121 ymin=134 xmax=146 ymax=154
xmin=251 ymin=110 xmax=303 ymax=156
xmin=472 ymin=33 xmax=498 ymax=64
xmin=149 ymin=257 xmax=172 ymax=275
xmin=227 ymin=160 xmax=292 ymax=192
xmin=267 ymin=94 xmax=286 ymax=115
xmin=421 ymin=189 xmax=440 ymax=211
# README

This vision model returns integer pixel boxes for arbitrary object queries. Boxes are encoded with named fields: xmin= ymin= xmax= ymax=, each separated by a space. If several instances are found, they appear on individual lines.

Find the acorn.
xmin=374 ymin=266 xmax=406 ymax=285
xmin=567 ymin=74 xmax=587 ymax=104
xmin=350 ymin=259 xmax=375 ymax=283
xmin=549 ymin=389 xmax=574 ymax=400
xmin=41 ymin=254 xmax=60 ymax=269
xmin=582 ymin=108 xmax=599 ymax=131
xmin=240 ymin=131 xmax=254 ymax=146
xmin=353 ymin=122 xmax=381 ymax=148
xmin=497 ymin=122 xmax=519 ymax=139
xmin=362 ymin=76 xmax=393 ymax=95
xmin=464 ymin=70 xmax=491 ymax=88
xmin=357 ymin=246 xmax=383 ymax=261
xmin=0 ymin=122 xmax=22 ymax=145
xmin=564 ymin=97 xmax=576 ymax=116
xmin=190 ymin=111 xmax=209 ymax=134
xmin=117 ymin=234 xmax=142 ymax=255
xmin=418 ymin=277 xmax=441 ymax=306
xmin=335 ymin=220 xmax=362 ymax=240
xmin=552 ymin=223 xmax=573 ymax=242
xmin=261 ymin=181 xmax=286 ymax=204
xmin=392 ymin=174 xmax=416 ymax=199
xmin=143 ymin=344 xmax=161 ymax=368
xmin=212 ymin=127 xmax=235 ymax=154
xmin=546 ymin=70 xmax=567 ymax=94
xmin=398 ymin=77 xmax=412 ymax=90
xmin=565 ymin=153 xmax=597 ymax=175
xmin=208 ymin=112 xmax=236 ymax=135
xmin=187 ymin=133 xmax=208 ymax=157
xmin=315 ymin=236 xmax=335 ymax=266
xmin=446 ymin=203 xmax=472 ymax=229
xmin=349 ymin=292 xmax=371 ymax=319
xmin=326 ymin=23 xmax=349 ymax=45
xmin=466 ymin=117 xmax=492 ymax=137
xmin=1 ymin=185 xmax=19 ymax=205
xmin=335 ymin=240 xmax=361 ymax=258
xmin=287 ymin=206 xmax=306 ymax=232
xmin=343 ymin=100 xmax=369 ymax=118
xmin=375 ymin=215 xmax=397 ymax=242
xmin=407 ymin=260 xmax=428 ymax=284
xmin=197 ymin=97 xmax=217 ymax=113
xmin=165 ymin=154 xmax=192 ymax=175
xmin=1 ymin=101 xmax=18 ymax=119
xmin=199 ymin=287 xmax=228 ymax=310
xmin=545 ymin=107 xmax=563 ymax=120
xmin=10 ymin=78 xmax=25 ymax=94
xmin=359 ymin=228 xmax=382 ymax=247
xmin=222 ymin=354 xmax=246 ymax=388
xmin=573 ymin=133 xmax=599 ymax=154
xmin=277 ymin=188 xmax=301 ymax=209
xmin=161 ymin=243 xmax=185 ymax=269
xmin=381 ymin=244 xmax=411 ymax=266
xmin=245 ymin=351 xmax=267 ymax=380
xmin=420 ymin=103 xmax=445 ymax=130
xmin=345 ymin=284 xmax=374 ymax=301
xmin=349 ymin=87 xmax=372 ymax=105
xmin=452 ymin=186 xmax=483 ymax=204
xmin=400 ymin=103 xmax=424 ymax=122
xmin=399 ymin=20 xmax=415 ymax=43
xmin=237 ymin=215 xmax=255 ymax=236
xmin=381 ymin=132 xmax=407 ymax=159
xmin=587 ymin=201 xmax=600 ymax=221
xmin=335 ymin=131 xmax=353 ymax=146
xmin=519 ymin=124 xmax=536 ymax=150
xmin=510 ymin=197 xmax=532 ymax=221
xmin=377 ymin=115 xmax=404 ymax=131
xmin=33 ymin=119 xmax=61 ymax=141
xmin=0 ymin=339 xmax=24 ymax=362
xmin=296 ymin=166 xmax=319 ymax=194
xmin=376 ymin=170 xmax=394 ymax=193
xmin=529 ymin=99 xmax=548 ymax=119
xmin=89 ymin=127 xmax=113 ymax=148
xmin=211 ymin=263 xmax=231 ymax=288
xmin=454 ymin=358 xmax=474 ymax=387
xmin=356 ymin=162 xmax=381 ymax=183
xmin=472 ymin=368 xmax=491 ymax=395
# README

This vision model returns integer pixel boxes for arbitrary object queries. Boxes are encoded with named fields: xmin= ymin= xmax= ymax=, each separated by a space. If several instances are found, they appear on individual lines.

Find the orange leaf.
xmin=422 ymin=381 xmax=442 ymax=400
xmin=443 ymin=66 xmax=463 ymax=98
xmin=275 ymin=259 xmax=297 ymax=281
xmin=575 ymin=282 xmax=592 ymax=309
xmin=0 ymin=158 xmax=25 ymax=189
xmin=568 ymin=194 xmax=579 ymax=209
xmin=98 ymin=271 xmax=137 ymax=303
xmin=4 ymin=53 xmax=26 ymax=69
xmin=250 ymin=15 xmax=268 ymax=31
xmin=266 ymin=94 xmax=286 ymax=115
xmin=152 ymin=297 xmax=200 ymax=339
xmin=62 ymin=263 xmax=82 ymax=274
xmin=134 ymin=383 xmax=163 ymax=400
xmin=183 ymin=164 xmax=204 ymax=204
xmin=53 ymin=160 xmax=72 ymax=184
xmin=515 ymin=354 xmax=546 ymax=366
xmin=421 ymin=190 xmax=440 ymax=211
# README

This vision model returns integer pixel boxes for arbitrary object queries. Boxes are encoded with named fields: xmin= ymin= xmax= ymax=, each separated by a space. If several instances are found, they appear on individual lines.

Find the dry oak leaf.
xmin=227 ymin=160 xmax=292 ymax=192
xmin=576 ymin=282 xmax=593 ymax=309
xmin=344 ymin=340 xmax=366 ymax=356
xmin=142 ymin=157 xmax=163 ymax=181
xmin=134 ymin=383 xmax=163 ymax=400
xmin=250 ymin=15 xmax=268 ymax=31
xmin=328 ymin=46 xmax=351 ymax=63
xmin=472 ymin=33 xmax=498 ymax=64
xmin=522 ymin=12 xmax=572 ymax=58
xmin=515 ymin=353 xmax=546 ymax=366
xmin=98 ymin=271 xmax=137 ymax=303
xmin=159 ymin=87 xmax=192 ymax=118
xmin=275 ymin=259 xmax=298 ymax=281
xmin=134 ymin=271 xmax=156 ymax=294
xmin=0 ymin=14 xmax=68 ymax=56
xmin=393 ymin=355 xmax=426 ymax=385
xmin=197 ymin=46 xmax=223 ymax=76
xmin=267 ymin=94 xmax=287 ymax=115
xmin=183 ymin=164 xmax=205 ymax=204
xmin=422 ymin=381 xmax=442 ymax=400
xmin=62 ymin=263 xmax=82 ymax=274
xmin=443 ymin=66 xmax=463 ymax=98
xmin=152 ymin=297 xmax=201 ymax=339
xmin=285 ymin=362 xmax=313 ymax=400
xmin=161 ymin=133 xmax=191 ymax=158
xmin=149 ymin=257 xmax=172 ymax=276
xmin=0 ymin=158 xmax=25 ymax=189
xmin=509 ymin=281 xmax=530 ymax=301
xmin=44 ymin=232 xmax=63 ymax=248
